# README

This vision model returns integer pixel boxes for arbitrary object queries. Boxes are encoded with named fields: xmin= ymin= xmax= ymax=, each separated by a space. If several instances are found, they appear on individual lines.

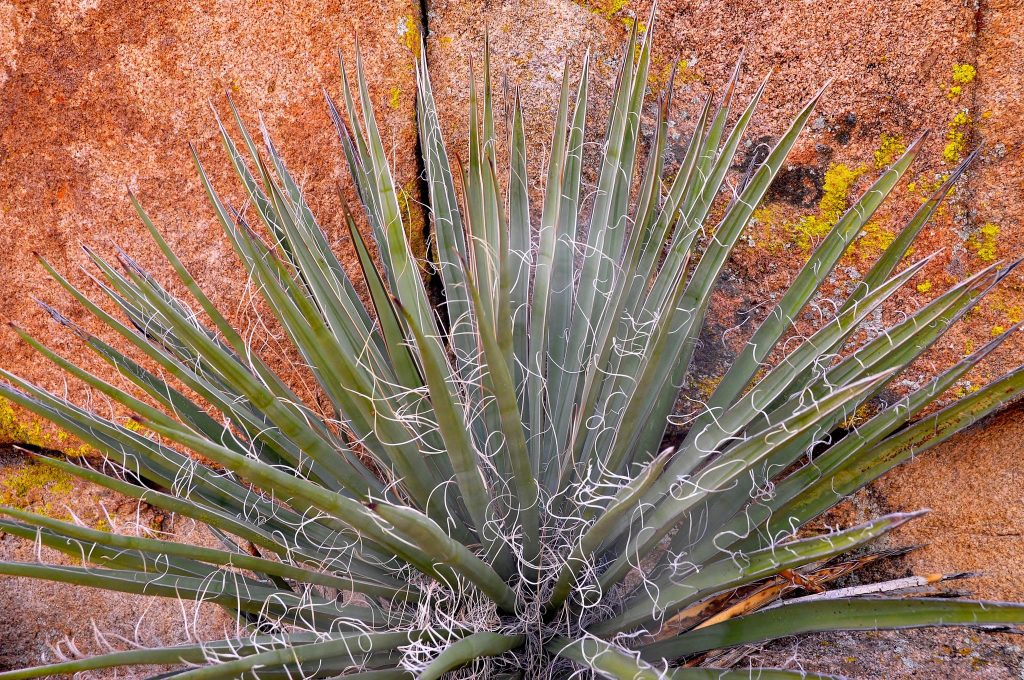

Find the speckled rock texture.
xmin=0 ymin=0 xmax=425 ymax=444
xmin=1 ymin=0 xmax=1023 ymax=675
xmin=0 ymin=0 xmax=424 ymax=671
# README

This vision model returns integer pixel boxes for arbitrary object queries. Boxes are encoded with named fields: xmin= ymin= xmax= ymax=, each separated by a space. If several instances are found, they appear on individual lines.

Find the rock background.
xmin=1 ymin=0 xmax=1023 ymax=675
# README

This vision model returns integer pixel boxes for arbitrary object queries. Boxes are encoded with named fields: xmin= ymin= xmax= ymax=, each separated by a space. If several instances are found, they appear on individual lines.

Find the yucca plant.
xmin=2 ymin=16 xmax=1024 ymax=679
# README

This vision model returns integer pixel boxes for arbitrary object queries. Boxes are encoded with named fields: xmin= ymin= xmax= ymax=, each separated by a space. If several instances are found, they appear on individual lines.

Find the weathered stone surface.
xmin=0 ymin=0 xmax=423 ymax=669
xmin=0 ymin=0 xmax=425 ymax=446
xmin=881 ymin=400 xmax=1024 ymax=602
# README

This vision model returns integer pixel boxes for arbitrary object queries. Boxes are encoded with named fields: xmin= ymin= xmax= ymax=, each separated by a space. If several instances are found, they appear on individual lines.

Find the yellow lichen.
xmin=692 ymin=375 xmax=722 ymax=401
xmin=1 ymin=397 xmax=94 ymax=457
xmin=0 ymin=398 xmax=49 ymax=448
xmin=916 ymin=280 xmax=933 ymax=294
xmin=789 ymin=163 xmax=866 ymax=251
xmin=648 ymin=59 xmax=701 ymax=91
xmin=0 ymin=460 xmax=75 ymax=517
xmin=952 ymin=382 xmax=981 ymax=398
xmin=857 ymin=221 xmax=895 ymax=256
xmin=752 ymin=207 xmax=774 ymax=224
xmin=873 ymin=134 xmax=906 ymax=169
xmin=397 ymin=179 xmax=427 ymax=262
xmin=600 ymin=0 xmax=629 ymax=18
xmin=841 ymin=403 xmax=875 ymax=430
xmin=947 ymin=85 xmax=962 ymax=99
xmin=397 ymin=15 xmax=421 ymax=58
xmin=968 ymin=222 xmax=999 ymax=262
xmin=123 ymin=418 xmax=147 ymax=435
xmin=952 ymin=63 xmax=977 ymax=85
xmin=992 ymin=325 xmax=1006 ymax=337
xmin=576 ymin=0 xmax=638 ymax=30
xmin=388 ymin=87 xmax=401 ymax=110
xmin=747 ymin=206 xmax=784 ymax=252
xmin=943 ymin=110 xmax=970 ymax=163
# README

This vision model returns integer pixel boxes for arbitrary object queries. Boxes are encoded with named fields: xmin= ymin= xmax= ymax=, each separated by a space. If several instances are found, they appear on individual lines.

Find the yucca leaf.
xmin=156 ymin=631 xmax=418 ymax=680
xmin=344 ymin=204 xmax=424 ymax=388
xmin=756 ymin=354 xmax=1024 ymax=544
xmin=132 ymin=413 xmax=471 ymax=587
xmin=23 ymin=454 xmax=394 ymax=583
xmin=596 ymin=511 xmax=923 ymax=634
xmin=558 ymin=20 xmax=652 ymax=439
xmin=351 ymin=50 xmax=435 ymax=343
xmin=849 ymin=148 xmax=979 ymax=309
xmin=38 ymin=257 xmax=327 ymax=479
xmin=694 ymin=135 xmax=925 ymax=434
xmin=0 ymin=381 xmax=370 ymax=570
xmin=547 ymin=447 xmax=674 ymax=611
xmin=0 ymin=633 xmax=329 ymax=680
xmin=623 ymin=93 xmax=712 ymax=320
xmin=598 ymin=371 xmax=894 ymax=591
xmin=192 ymin=155 xmax=446 ymax=508
xmin=507 ymin=88 xmax=533 ymax=406
xmin=464 ymin=262 xmax=540 ymax=565
xmin=0 ymin=374 xmax=255 ymax=519
xmin=417 ymin=632 xmax=524 ymax=680
xmin=604 ymin=82 xmax=828 ymax=475
xmin=413 ymin=56 xmax=476 ymax=387
xmin=394 ymin=298 xmax=493 ymax=540
xmin=529 ymin=56 xmax=573 ymax=482
xmin=674 ymin=74 xmax=772 ymax=274
xmin=0 ymin=506 xmax=413 ymax=600
xmin=684 ymin=54 xmax=742 ymax=218
xmin=642 ymin=598 xmax=1024 ymax=660
xmin=0 ymin=562 xmax=387 ymax=630
xmin=137 ymin=160 xmax=390 ymax=494
xmin=543 ymin=50 xmax=591 ymax=463
xmin=561 ymin=69 xmax=676 ymax=488
xmin=549 ymin=635 xmax=664 ymax=680
xmin=676 ymin=320 xmax=1016 ymax=564
xmin=368 ymin=502 xmax=517 ymax=612
xmin=671 ymin=254 xmax=933 ymax=474
xmin=0 ymin=520 xmax=212 ymax=578
xmin=754 ymin=259 xmax=1008 ymax=433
